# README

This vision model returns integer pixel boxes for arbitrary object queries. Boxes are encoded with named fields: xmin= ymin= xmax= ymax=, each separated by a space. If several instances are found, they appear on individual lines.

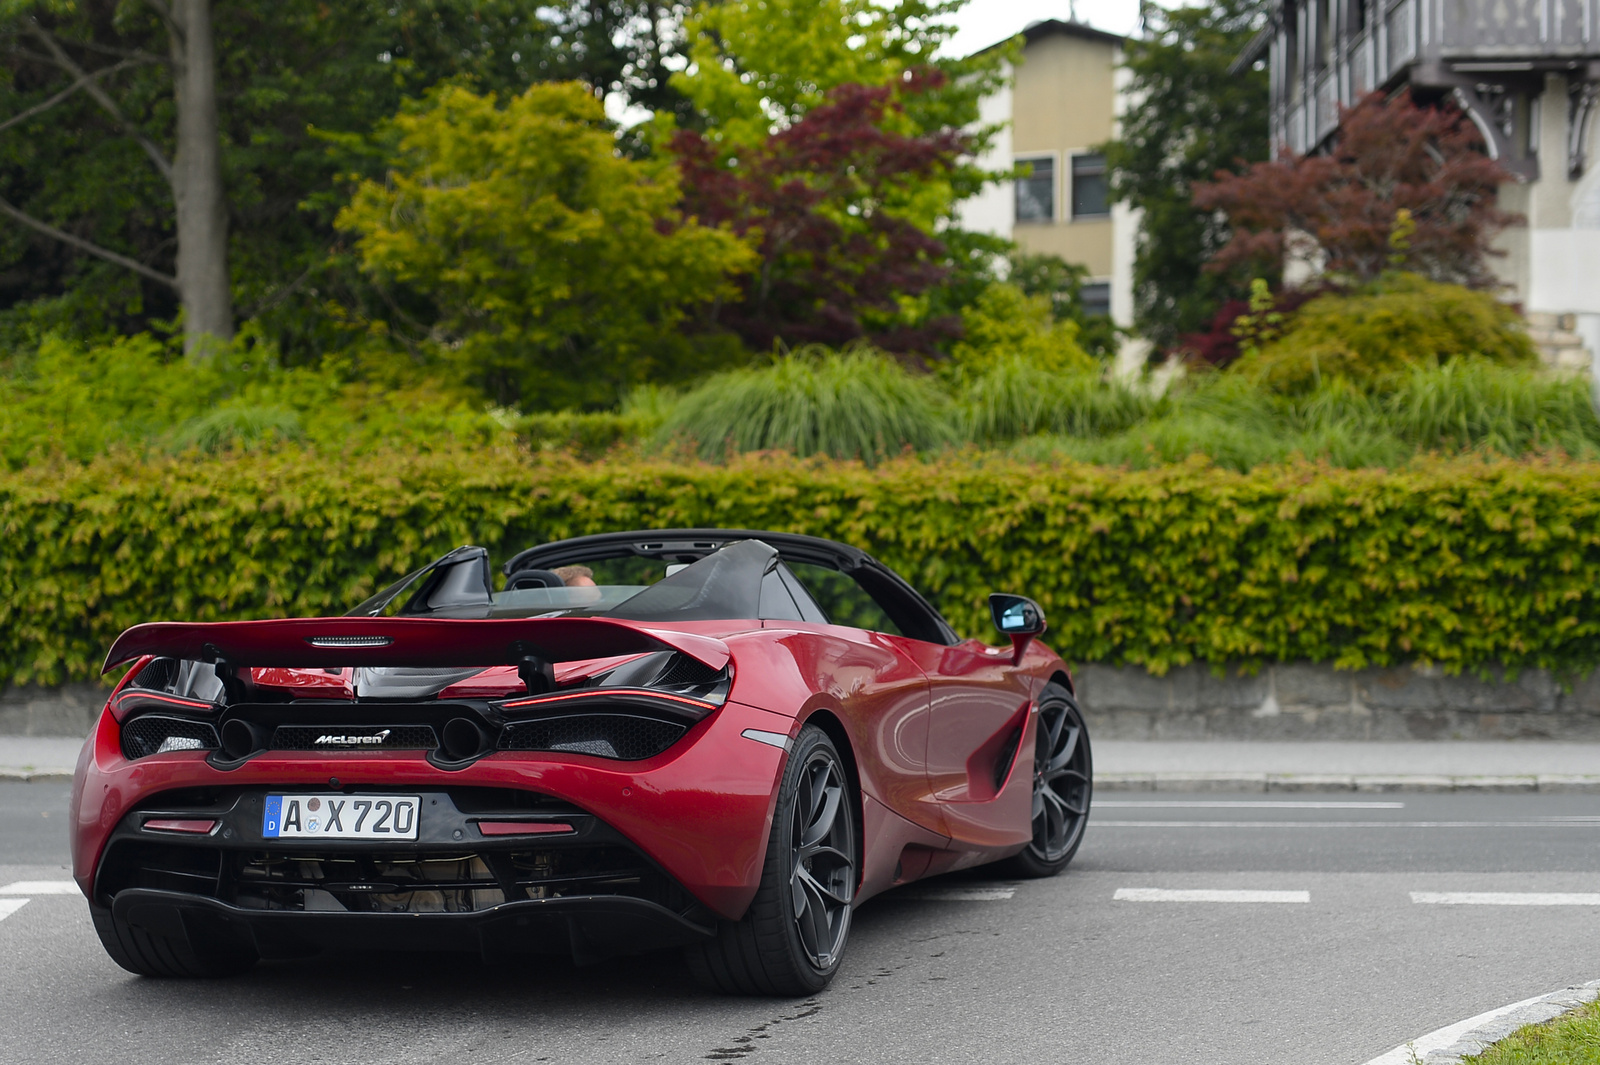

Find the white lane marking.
xmin=0 ymin=880 xmax=77 ymax=895
xmin=0 ymin=898 xmax=29 ymax=922
xmin=1411 ymin=891 xmax=1600 ymax=906
xmin=900 ymin=887 xmax=1016 ymax=901
xmin=1361 ymin=993 xmax=1551 ymax=1065
xmin=1095 ymin=820 xmax=1600 ymax=828
xmin=1114 ymin=888 xmax=1310 ymax=903
xmin=1095 ymin=801 xmax=1404 ymax=809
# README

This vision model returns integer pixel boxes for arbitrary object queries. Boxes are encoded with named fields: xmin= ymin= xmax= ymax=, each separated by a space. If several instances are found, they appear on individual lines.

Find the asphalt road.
xmin=3 ymin=781 xmax=1598 ymax=1065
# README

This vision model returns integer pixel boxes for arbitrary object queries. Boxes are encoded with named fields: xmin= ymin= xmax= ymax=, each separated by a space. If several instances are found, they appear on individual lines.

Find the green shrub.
xmin=960 ymin=357 xmax=1151 ymax=444
xmin=1384 ymin=359 xmax=1600 ymax=457
xmin=2 ymin=449 xmax=1596 ymax=686
xmin=657 ymin=347 xmax=955 ymax=464
xmin=948 ymin=282 xmax=1096 ymax=378
xmin=1238 ymin=273 xmax=1538 ymax=392
xmin=1012 ymin=363 xmax=1600 ymax=471
xmin=0 ymin=332 xmax=512 ymax=468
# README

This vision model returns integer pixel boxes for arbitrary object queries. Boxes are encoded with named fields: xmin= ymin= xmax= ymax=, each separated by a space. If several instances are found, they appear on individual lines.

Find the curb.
xmin=0 ymin=768 xmax=73 ymax=783
xmin=1363 ymin=979 xmax=1600 ymax=1064
xmin=1097 ymin=772 xmax=1600 ymax=793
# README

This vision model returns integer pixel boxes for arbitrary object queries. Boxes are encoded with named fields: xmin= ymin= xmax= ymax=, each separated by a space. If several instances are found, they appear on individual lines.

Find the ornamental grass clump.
xmin=959 ymin=356 xmax=1150 ymax=444
xmin=1384 ymin=359 xmax=1600 ymax=458
xmin=657 ymin=347 xmax=954 ymax=464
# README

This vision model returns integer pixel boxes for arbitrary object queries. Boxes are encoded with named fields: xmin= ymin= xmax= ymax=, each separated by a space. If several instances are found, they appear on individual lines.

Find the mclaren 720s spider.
xmin=72 ymin=529 xmax=1091 ymax=995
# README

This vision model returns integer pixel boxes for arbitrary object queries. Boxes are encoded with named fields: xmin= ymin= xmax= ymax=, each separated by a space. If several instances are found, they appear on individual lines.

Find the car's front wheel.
xmin=686 ymin=724 xmax=856 ymax=995
xmin=1004 ymin=681 xmax=1091 ymax=878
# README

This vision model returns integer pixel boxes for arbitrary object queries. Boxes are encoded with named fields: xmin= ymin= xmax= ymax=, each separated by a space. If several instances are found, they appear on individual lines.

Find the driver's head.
xmin=553 ymin=565 xmax=596 ymax=588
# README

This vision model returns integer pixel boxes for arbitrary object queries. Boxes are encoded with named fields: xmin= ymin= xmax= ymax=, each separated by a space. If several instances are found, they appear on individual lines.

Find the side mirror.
xmin=989 ymin=593 xmax=1045 ymax=636
xmin=989 ymin=593 xmax=1046 ymax=664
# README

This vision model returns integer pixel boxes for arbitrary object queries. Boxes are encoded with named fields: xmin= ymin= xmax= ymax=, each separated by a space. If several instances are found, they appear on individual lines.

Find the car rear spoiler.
xmin=102 ymin=617 xmax=730 ymax=674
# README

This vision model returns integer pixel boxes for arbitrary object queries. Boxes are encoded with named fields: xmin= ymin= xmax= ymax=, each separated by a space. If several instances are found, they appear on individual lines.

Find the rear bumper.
xmin=73 ymin=699 xmax=796 ymax=920
xmin=97 ymin=888 xmax=713 ymax=965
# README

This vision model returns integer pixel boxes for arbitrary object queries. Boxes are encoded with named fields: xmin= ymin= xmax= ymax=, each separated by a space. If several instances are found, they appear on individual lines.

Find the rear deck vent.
xmin=499 ymin=714 xmax=685 ymax=760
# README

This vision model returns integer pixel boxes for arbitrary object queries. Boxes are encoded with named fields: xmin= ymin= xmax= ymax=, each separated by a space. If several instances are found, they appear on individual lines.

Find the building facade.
xmin=958 ymin=20 xmax=1141 ymax=361
xmin=1238 ymin=0 xmax=1600 ymax=370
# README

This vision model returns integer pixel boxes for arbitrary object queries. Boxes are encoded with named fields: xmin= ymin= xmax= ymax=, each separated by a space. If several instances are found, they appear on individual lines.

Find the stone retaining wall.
xmin=1076 ymin=662 xmax=1600 ymax=741
xmin=5 ymin=661 xmax=1599 ymax=740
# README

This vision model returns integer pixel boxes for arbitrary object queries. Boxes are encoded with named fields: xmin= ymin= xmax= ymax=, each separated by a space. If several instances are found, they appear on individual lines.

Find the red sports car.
xmin=71 ymin=530 xmax=1091 ymax=995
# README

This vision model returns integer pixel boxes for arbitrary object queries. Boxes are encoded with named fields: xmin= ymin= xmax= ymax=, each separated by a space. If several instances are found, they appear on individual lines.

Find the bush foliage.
xmin=3 ymin=449 xmax=1597 ymax=687
xmin=1238 ymin=274 xmax=1537 ymax=392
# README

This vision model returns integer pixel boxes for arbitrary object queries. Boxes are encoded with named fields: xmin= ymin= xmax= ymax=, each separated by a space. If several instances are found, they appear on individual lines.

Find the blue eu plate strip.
xmin=262 ymin=795 xmax=282 ymax=838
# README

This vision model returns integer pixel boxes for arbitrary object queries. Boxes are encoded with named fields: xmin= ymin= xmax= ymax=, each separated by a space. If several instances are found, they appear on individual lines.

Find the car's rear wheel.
xmin=91 ymin=905 xmax=259 ymax=978
xmin=686 ymin=724 xmax=856 ymax=996
xmin=1004 ymin=682 xmax=1091 ymax=878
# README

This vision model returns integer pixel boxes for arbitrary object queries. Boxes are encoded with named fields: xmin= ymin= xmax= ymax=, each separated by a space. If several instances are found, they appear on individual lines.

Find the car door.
xmin=776 ymin=562 xmax=943 ymax=836
xmin=784 ymin=560 xmax=1035 ymax=846
xmin=878 ymin=627 xmax=1037 ymax=847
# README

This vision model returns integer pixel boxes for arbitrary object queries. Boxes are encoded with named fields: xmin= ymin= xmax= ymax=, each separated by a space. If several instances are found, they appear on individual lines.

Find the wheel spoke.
xmin=1043 ymin=788 xmax=1066 ymax=844
xmin=796 ymin=865 xmax=851 ymax=909
xmin=801 ymin=843 xmax=853 ymax=871
xmin=1048 ymin=725 xmax=1080 ymax=772
xmin=802 ymin=783 xmax=842 ymax=849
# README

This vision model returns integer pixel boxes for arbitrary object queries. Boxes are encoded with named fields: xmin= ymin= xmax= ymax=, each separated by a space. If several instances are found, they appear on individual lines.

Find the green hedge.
xmin=2 ymin=449 xmax=1597 ymax=685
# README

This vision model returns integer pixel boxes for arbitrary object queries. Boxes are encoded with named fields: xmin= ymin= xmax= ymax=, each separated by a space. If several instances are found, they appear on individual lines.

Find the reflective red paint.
xmin=73 ymin=617 xmax=1072 ymax=921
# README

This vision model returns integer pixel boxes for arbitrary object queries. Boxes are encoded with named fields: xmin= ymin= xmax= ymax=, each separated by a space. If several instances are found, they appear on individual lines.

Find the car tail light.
xmin=111 ymin=690 xmax=218 ymax=724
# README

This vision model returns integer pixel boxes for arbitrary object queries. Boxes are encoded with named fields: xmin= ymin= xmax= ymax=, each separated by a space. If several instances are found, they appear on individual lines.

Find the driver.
xmin=553 ymin=565 xmax=596 ymax=587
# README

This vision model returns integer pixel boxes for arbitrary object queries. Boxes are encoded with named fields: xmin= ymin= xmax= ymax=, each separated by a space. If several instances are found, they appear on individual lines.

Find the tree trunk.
xmin=170 ymin=0 xmax=232 ymax=355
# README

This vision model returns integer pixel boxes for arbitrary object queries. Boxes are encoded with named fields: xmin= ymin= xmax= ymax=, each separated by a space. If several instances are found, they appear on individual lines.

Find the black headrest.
xmin=505 ymin=568 xmax=566 ymax=590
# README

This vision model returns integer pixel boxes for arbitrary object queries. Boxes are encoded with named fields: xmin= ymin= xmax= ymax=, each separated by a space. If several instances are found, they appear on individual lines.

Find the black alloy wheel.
xmin=1005 ymin=682 xmax=1091 ymax=877
xmin=686 ymin=725 xmax=858 ymax=995
xmin=788 ymin=741 xmax=855 ymax=971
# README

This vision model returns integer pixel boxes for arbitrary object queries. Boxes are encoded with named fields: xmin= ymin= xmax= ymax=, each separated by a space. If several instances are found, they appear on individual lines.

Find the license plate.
xmin=263 ymin=795 xmax=420 ymax=840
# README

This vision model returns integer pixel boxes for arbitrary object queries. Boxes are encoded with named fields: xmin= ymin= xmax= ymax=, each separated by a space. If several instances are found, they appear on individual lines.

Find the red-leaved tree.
xmin=672 ymin=78 xmax=968 ymax=353
xmin=1192 ymin=90 xmax=1518 ymax=288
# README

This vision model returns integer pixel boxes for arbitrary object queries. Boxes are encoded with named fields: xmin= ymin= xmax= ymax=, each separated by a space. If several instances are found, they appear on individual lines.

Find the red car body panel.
xmin=72 ymin=536 xmax=1074 ymax=967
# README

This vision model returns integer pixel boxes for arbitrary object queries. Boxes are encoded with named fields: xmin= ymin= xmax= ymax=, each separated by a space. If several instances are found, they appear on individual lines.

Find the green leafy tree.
xmin=1006 ymin=251 xmax=1120 ymax=361
xmin=336 ymin=82 xmax=755 ymax=410
xmin=0 ymin=1 xmax=692 ymax=356
xmin=1102 ymin=0 xmax=1269 ymax=353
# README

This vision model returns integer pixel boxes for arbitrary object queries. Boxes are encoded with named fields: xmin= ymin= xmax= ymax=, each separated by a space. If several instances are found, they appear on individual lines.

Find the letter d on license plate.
xmin=263 ymin=794 xmax=420 ymax=840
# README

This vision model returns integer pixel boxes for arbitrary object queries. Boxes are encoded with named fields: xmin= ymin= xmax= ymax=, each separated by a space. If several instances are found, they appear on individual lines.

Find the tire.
xmin=92 ymin=904 xmax=259 ymax=978
xmin=686 ymin=724 xmax=857 ymax=996
xmin=1002 ymin=682 xmax=1092 ymax=878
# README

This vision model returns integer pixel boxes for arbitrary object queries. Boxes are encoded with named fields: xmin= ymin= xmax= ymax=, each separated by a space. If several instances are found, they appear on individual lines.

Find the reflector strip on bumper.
xmin=739 ymin=728 xmax=790 ymax=751
xmin=475 ymin=821 xmax=577 ymax=837
xmin=143 ymin=819 xmax=217 ymax=834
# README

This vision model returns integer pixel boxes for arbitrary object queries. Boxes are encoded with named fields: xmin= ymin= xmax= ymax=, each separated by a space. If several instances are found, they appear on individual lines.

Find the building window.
xmin=1070 ymin=153 xmax=1109 ymax=218
xmin=1079 ymin=282 xmax=1111 ymax=319
xmin=1015 ymin=156 xmax=1055 ymax=222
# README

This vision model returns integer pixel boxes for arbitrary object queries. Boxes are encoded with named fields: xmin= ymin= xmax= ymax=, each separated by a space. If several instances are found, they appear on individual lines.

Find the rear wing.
xmin=102 ymin=617 xmax=730 ymax=674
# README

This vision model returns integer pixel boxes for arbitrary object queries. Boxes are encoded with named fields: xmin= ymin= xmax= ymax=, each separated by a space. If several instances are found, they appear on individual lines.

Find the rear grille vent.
xmin=269 ymin=725 xmax=439 ymax=751
xmin=122 ymin=716 xmax=220 ymax=760
xmin=131 ymin=657 xmax=179 ymax=692
xmin=499 ymin=714 xmax=686 ymax=760
xmin=654 ymin=655 xmax=720 ymax=688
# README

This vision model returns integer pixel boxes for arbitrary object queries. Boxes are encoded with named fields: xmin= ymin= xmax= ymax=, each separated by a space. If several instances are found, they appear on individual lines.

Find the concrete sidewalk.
xmin=5 ymin=734 xmax=1600 ymax=790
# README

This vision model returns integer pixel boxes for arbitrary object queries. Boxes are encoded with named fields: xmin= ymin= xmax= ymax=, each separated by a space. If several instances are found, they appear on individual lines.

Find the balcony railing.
xmin=1351 ymin=33 xmax=1374 ymax=99
xmin=1438 ymin=0 xmax=1598 ymax=53
xmin=1315 ymin=71 xmax=1340 ymax=139
xmin=1386 ymin=0 xmax=1416 ymax=74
